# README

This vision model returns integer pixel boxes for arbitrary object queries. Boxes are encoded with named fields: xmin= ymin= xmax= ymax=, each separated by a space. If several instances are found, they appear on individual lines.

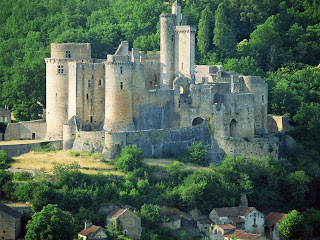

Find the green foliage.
xmin=139 ymin=204 xmax=160 ymax=228
xmin=197 ymin=6 xmax=213 ymax=57
xmin=115 ymin=145 xmax=143 ymax=173
xmin=13 ymin=171 xmax=33 ymax=181
xmin=52 ymin=162 xmax=82 ymax=188
xmin=278 ymin=210 xmax=305 ymax=240
xmin=223 ymin=56 xmax=265 ymax=77
xmin=25 ymin=204 xmax=76 ymax=240
xmin=185 ymin=142 xmax=209 ymax=165
xmin=0 ymin=169 xmax=13 ymax=195
xmin=0 ymin=150 xmax=13 ymax=169
xmin=69 ymin=151 xmax=81 ymax=157
xmin=303 ymin=208 xmax=320 ymax=236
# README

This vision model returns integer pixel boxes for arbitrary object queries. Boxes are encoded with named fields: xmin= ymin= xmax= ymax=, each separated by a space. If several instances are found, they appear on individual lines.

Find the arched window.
xmin=179 ymin=86 xmax=184 ymax=95
xmin=230 ymin=119 xmax=237 ymax=137
xmin=192 ymin=117 xmax=204 ymax=126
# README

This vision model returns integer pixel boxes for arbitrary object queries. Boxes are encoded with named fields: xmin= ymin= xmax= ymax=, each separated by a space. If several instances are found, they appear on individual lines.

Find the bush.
xmin=13 ymin=171 xmax=33 ymax=181
xmin=69 ymin=151 xmax=80 ymax=157
xmin=0 ymin=150 xmax=13 ymax=169
xmin=185 ymin=142 xmax=209 ymax=165
xmin=115 ymin=145 xmax=143 ymax=173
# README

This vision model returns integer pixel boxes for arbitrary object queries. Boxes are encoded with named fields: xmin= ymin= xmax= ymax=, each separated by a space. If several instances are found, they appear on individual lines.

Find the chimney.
xmin=239 ymin=193 xmax=248 ymax=207
xmin=85 ymin=220 xmax=93 ymax=229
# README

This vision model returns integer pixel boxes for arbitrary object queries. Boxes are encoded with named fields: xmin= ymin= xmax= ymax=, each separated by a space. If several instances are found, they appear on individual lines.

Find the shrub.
xmin=69 ymin=151 xmax=80 ymax=157
xmin=185 ymin=142 xmax=209 ymax=165
xmin=115 ymin=145 xmax=143 ymax=173
xmin=0 ymin=150 xmax=13 ymax=169
xmin=14 ymin=171 xmax=33 ymax=181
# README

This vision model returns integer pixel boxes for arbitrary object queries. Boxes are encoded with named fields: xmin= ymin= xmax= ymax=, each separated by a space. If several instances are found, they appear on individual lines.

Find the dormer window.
xmin=57 ymin=65 xmax=64 ymax=74
xmin=65 ymin=50 xmax=71 ymax=58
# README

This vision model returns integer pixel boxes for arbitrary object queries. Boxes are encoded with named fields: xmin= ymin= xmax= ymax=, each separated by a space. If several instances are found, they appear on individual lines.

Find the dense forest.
xmin=0 ymin=0 xmax=320 ymax=239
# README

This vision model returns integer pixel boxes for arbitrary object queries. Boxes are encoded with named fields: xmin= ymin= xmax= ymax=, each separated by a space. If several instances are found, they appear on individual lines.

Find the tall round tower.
xmin=160 ymin=14 xmax=176 ymax=90
xmin=103 ymin=58 xmax=135 ymax=132
xmin=45 ymin=43 xmax=91 ymax=139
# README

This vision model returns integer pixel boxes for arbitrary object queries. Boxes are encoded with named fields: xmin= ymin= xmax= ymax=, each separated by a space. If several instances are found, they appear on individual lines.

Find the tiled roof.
xmin=0 ymin=202 xmax=22 ymax=218
xmin=265 ymin=212 xmax=286 ymax=228
xmin=224 ymin=229 xmax=261 ymax=240
xmin=78 ymin=225 xmax=102 ymax=237
xmin=216 ymin=224 xmax=236 ymax=230
xmin=229 ymin=216 xmax=245 ymax=223
xmin=198 ymin=218 xmax=213 ymax=224
xmin=107 ymin=208 xmax=127 ymax=219
xmin=213 ymin=207 xmax=255 ymax=217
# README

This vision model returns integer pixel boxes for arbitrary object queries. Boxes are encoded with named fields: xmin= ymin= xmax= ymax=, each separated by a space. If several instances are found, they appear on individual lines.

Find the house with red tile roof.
xmin=264 ymin=212 xmax=286 ymax=240
xmin=78 ymin=220 xmax=107 ymax=240
xmin=106 ymin=208 xmax=141 ymax=240
xmin=209 ymin=207 xmax=265 ymax=235
xmin=0 ymin=202 xmax=22 ymax=240
xmin=209 ymin=224 xmax=267 ymax=240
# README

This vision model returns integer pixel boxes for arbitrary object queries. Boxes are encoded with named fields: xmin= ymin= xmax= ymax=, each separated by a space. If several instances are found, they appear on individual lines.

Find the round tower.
xmin=160 ymin=14 xmax=176 ymax=90
xmin=45 ymin=43 xmax=91 ymax=139
xmin=103 ymin=61 xmax=135 ymax=132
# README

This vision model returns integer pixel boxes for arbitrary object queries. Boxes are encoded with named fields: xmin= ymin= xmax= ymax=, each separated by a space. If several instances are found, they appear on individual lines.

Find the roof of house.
xmin=198 ymin=218 xmax=213 ymax=224
xmin=224 ymin=229 xmax=261 ymax=240
xmin=213 ymin=207 xmax=255 ymax=217
xmin=107 ymin=208 xmax=128 ymax=219
xmin=229 ymin=216 xmax=245 ymax=223
xmin=265 ymin=212 xmax=287 ymax=228
xmin=78 ymin=225 xmax=103 ymax=237
xmin=0 ymin=202 xmax=22 ymax=218
xmin=216 ymin=224 xmax=236 ymax=230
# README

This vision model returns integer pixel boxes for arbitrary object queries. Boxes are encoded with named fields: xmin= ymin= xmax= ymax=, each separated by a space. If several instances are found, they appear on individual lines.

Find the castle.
xmin=5 ymin=1 xmax=279 ymax=160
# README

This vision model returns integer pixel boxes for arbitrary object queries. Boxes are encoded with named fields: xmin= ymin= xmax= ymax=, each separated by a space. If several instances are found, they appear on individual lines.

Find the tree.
xmin=25 ymin=204 xmax=76 ymax=240
xmin=115 ymin=145 xmax=143 ymax=173
xmin=197 ymin=6 xmax=213 ymax=56
xmin=139 ymin=204 xmax=160 ymax=228
xmin=278 ymin=210 xmax=305 ymax=240
xmin=213 ymin=0 xmax=237 ymax=61
xmin=186 ymin=142 xmax=209 ymax=165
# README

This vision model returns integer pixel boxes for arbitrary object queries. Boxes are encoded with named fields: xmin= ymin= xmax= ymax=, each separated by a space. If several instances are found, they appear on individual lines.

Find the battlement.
xmin=175 ymin=25 xmax=197 ymax=34
xmin=160 ymin=14 xmax=175 ymax=18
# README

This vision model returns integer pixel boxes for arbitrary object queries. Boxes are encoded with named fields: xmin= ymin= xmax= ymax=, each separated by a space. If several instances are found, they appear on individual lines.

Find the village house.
xmin=197 ymin=218 xmax=213 ymax=234
xmin=78 ymin=220 xmax=108 ymax=240
xmin=0 ymin=202 xmax=22 ymax=240
xmin=209 ymin=207 xmax=265 ymax=235
xmin=264 ymin=212 xmax=286 ymax=240
xmin=106 ymin=208 xmax=142 ymax=240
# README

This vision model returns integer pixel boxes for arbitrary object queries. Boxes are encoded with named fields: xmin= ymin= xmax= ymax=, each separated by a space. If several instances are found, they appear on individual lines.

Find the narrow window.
xmin=178 ymin=101 xmax=181 ymax=108
xmin=90 ymin=116 xmax=93 ymax=123
xmin=98 ymin=79 xmax=102 ymax=87
xmin=65 ymin=50 xmax=71 ymax=58
xmin=254 ymin=213 xmax=256 ymax=226
xmin=88 ymin=80 xmax=91 ymax=88
xmin=120 ymin=66 xmax=123 ymax=74
xmin=91 ymin=65 xmax=95 ymax=70
xmin=57 ymin=65 xmax=64 ymax=74
xmin=120 ymin=82 xmax=123 ymax=90
xmin=56 ymin=93 xmax=57 ymax=97
xmin=262 ymin=95 xmax=264 ymax=103
xmin=86 ymin=94 xmax=89 ymax=100
xmin=181 ymin=63 xmax=184 ymax=70
xmin=171 ymin=35 xmax=174 ymax=41
xmin=0 ymin=117 xmax=3 ymax=122
xmin=81 ymin=65 xmax=85 ymax=70
xmin=4 ymin=117 xmax=7 ymax=122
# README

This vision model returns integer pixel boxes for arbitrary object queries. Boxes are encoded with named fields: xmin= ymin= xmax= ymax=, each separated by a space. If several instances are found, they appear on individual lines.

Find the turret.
xmin=160 ymin=13 xmax=176 ymax=90
xmin=103 ymin=42 xmax=135 ymax=132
